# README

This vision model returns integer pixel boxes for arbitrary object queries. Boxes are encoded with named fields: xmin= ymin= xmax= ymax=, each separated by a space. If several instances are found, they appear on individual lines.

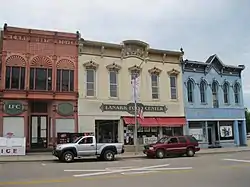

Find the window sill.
xmin=224 ymin=103 xmax=230 ymax=106
xmin=201 ymin=102 xmax=207 ymax=105
xmin=152 ymin=99 xmax=160 ymax=102
xmin=108 ymin=97 xmax=119 ymax=100
xmin=85 ymin=96 xmax=97 ymax=99
xmin=170 ymin=99 xmax=178 ymax=102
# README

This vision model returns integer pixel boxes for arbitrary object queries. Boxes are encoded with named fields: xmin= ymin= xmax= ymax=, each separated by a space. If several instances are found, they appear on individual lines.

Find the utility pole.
xmin=133 ymin=72 xmax=138 ymax=154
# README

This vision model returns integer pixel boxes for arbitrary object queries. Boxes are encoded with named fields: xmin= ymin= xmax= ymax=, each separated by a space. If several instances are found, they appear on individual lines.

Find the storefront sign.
xmin=100 ymin=103 xmax=167 ymax=115
xmin=220 ymin=126 xmax=233 ymax=138
xmin=0 ymin=137 xmax=26 ymax=156
xmin=4 ymin=101 xmax=24 ymax=115
xmin=57 ymin=103 xmax=74 ymax=116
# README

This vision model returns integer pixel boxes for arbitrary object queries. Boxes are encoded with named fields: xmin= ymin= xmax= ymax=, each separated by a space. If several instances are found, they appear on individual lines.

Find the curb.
xmin=1 ymin=149 xmax=250 ymax=163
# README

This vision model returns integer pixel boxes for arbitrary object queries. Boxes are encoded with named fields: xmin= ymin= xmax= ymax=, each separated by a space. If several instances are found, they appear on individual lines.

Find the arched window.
xmin=234 ymin=83 xmax=240 ymax=104
xmin=187 ymin=79 xmax=194 ymax=103
xmin=200 ymin=81 xmax=206 ymax=103
xmin=212 ymin=81 xmax=219 ymax=108
xmin=223 ymin=83 xmax=229 ymax=104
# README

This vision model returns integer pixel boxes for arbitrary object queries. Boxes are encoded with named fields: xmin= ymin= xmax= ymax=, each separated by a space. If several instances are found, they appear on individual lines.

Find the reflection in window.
xmin=170 ymin=75 xmax=177 ymax=99
xmin=109 ymin=71 xmax=118 ymax=97
xmin=29 ymin=68 xmax=52 ymax=90
xmin=5 ymin=66 xmax=25 ymax=90
xmin=86 ymin=69 xmax=95 ymax=96
xmin=187 ymin=80 xmax=194 ymax=103
xmin=234 ymin=83 xmax=240 ymax=104
xmin=56 ymin=69 xmax=74 ymax=92
xmin=151 ymin=74 xmax=159 ymax=99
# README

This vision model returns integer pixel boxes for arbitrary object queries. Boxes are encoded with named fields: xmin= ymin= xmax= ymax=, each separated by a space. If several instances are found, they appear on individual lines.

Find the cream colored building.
xmin=78 ymin=39 xmax=185 ymax=150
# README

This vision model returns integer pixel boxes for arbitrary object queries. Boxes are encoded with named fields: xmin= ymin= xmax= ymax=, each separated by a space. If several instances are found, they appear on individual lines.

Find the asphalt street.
xmin=0 ymin=152 xmax=250 ymax=187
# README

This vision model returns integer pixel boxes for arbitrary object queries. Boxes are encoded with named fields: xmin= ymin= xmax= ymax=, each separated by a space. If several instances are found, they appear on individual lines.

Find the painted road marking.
xmin=223 ymin=159 xmax=250 ymax=163
xmin=121 ymin=171 xmax=157 ymax=175
xmin=73 ymin=164 xmax=171 ymax=177
xmin=64 ymin=169 xmax=107 ymax=172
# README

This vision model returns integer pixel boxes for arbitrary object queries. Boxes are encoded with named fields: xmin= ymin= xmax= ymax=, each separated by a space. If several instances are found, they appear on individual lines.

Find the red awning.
xmin=156 ymin=117 xmax=186 ymax=126
xmin=123 ymin=117 xmax=158 ymax=127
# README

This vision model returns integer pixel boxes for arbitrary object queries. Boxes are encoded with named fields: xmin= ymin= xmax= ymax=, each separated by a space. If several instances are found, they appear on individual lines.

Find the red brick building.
xmin=0 ymin=24 xmax=79 ymax=150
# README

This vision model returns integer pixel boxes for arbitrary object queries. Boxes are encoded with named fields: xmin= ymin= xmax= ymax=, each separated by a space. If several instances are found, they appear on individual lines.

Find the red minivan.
xmin=143 ymin=135 xmax=200 ymax=159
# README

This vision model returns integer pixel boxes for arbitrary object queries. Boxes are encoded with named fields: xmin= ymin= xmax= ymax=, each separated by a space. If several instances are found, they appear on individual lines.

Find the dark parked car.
xmin=143 ymin=135 xmax=200 ymax=159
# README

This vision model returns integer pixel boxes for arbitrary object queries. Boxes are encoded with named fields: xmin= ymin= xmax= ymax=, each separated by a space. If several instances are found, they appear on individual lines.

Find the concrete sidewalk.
xmin=1 ymin=146 xmax=250 ymax=163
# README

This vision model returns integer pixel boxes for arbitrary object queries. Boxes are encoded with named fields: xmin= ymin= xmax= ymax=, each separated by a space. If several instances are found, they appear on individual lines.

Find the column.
xmin=205 ymin=121 xmax=208 ymax=142
xmin=217 ymin=121 xmax=220 ymax=144
xmin=241 ymin=120 xmax=247 ymax=145
xmin=233 ymin=120 xmax=240 ymax=146
xmin=184 ymin=121 xmax=189 ymax=135
xmin=118 ymin=119 xmax=124 ymax=144
xmin=159 ymin=127 xmax=163 ymax=138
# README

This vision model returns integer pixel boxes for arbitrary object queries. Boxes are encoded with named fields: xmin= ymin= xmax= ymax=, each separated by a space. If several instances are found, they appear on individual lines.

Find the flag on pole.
xmin=131 ymin=74 xmax=139 ymax=102
xmin=139 ymin=107 xmax=144 ymax=119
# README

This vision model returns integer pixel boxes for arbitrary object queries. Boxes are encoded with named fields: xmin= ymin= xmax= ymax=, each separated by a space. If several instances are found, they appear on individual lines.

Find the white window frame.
xmin=234 ymin=83 xmax=240 ymax=104
xmin=200 ymin=81 xmax=206 ymax=103
xmin=109 ymin=70 xmax=118 ymax=98
xmin=223 ymin=83 xmax=229 ymax=104
xmin=86 ymin=69 xmax=96 ymax=97
xmin=170 ymin=75 xmax=177 ymax=100
xmin=151 ymin=73 xmax=159 ymax=99
xmin=187 ymin=80 xmax=194 ymax=103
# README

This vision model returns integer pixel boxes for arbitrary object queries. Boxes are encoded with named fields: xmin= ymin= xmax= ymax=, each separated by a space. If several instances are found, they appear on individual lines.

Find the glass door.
xmin=30 ymin=116 xmax=48 ymax=149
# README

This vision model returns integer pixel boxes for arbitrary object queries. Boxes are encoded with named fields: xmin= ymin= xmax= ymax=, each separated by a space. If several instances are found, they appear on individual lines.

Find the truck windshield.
xmin=73 ymin=137 xmax=82 ymax=143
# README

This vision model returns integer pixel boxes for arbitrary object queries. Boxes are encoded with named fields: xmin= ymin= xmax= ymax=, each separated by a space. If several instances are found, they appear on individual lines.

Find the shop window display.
xmin=95 ymin=120 xmax=118 ymax=143
xmin=162 ymin=127 xmax=183 ymax=136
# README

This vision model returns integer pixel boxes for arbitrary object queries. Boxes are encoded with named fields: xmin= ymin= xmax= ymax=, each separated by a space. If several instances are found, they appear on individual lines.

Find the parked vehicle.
xmin=143 ymin=135 xmax=200 ymax=159
xmin=52 ymin=136 xmax=124 ymax=162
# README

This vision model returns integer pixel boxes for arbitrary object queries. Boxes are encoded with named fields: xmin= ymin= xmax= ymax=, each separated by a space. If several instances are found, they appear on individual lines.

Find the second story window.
xmin=200 ymin=81 xmax=206 ymax=103
xmin=170 ymin=75 xmax=177 ymax=99
xmin=109 ymin=71 xmax=118 ymax=98
xmin=86 ymin=69 xmax=96 ymax=97
xmin=56 ymin=69 xmax=74 ymax=92
xmin=212 ymin=81 xmax=219 ymax=108
xmin=151 ymin=74 xmax=159 ymax=99
xmin=223 ymin=82 xmax=229 ymax=104
xmin=5 ymin=66 xmax=25 ymax=90
xmin=234 ymin=83 xmax=240 ymax=104
xmin=187 ymin=79 xmax=194 ymax=103
xmin=30 ymin=68 xmax=52 ymax=91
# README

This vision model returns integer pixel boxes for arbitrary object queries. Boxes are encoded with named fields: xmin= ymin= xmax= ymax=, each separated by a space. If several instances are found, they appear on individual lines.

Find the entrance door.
xmin=208 ymin=127 xmax=212 ymax=145
xmin=30 ymin=116 xmax=48 ymax=149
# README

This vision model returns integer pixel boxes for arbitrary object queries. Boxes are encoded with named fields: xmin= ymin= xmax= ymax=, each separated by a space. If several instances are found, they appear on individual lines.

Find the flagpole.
xmin=133 ymin=73 xmax=138 ymax=155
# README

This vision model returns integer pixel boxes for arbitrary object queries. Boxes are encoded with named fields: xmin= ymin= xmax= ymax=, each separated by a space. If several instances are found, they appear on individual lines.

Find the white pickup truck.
xmin=52 ymin=135 xmax=125 ymax=162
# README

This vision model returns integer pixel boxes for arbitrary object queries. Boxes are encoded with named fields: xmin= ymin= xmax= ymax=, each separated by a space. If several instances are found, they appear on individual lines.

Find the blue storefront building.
xmin=182 ymin=54 xmax=247 ymax=148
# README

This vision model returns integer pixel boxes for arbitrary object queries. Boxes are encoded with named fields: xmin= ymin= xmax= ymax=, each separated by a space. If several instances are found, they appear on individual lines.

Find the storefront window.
xmin=124 ymin=126 xmax=160 ymax=145
xmin=162 ymin=127 xmax=183 ymax=136
xmin=219 ymin=124 xmax=234 ymax=140
xmin=95 ymin=120 xmax=118 ymax=143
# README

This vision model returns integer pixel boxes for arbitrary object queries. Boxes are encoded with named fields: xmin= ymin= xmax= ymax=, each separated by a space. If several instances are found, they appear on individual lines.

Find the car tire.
xmin=156 ymin=149 xmax=165 ymax=159
xmin=103 ymin=150 xmax=115 ymax=161
xmin=186 ymin=148 xmax=195 ymax=157
xmin=62 ymin=151 xmax=75 ymax=163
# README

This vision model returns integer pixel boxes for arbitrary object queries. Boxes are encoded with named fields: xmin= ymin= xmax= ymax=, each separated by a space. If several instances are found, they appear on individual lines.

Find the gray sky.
xmin=1 ymin=0 xmax=250 ymax=107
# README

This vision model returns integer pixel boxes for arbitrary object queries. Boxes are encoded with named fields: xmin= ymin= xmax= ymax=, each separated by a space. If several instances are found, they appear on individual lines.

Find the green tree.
xmin=245 ymin=108 xmax=250 ymax=133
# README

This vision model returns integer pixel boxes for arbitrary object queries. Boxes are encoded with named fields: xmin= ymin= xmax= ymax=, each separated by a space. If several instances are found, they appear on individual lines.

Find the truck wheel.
xmin=156 ymin=149 xmax=165 ymax=159
xmin=186 ymin=148 xmax=195 ymax=157
xmin=103 ymin=150 xmax=115 ymax=161
xmin=62 ymin=151 xmax=74 ymax=162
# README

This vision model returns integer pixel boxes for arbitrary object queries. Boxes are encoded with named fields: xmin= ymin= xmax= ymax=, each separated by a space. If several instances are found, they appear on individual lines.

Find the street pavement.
xmin=0 ymin=152 xmax=250 ymax=187
xmin=1 ymin=146 xmax=250 ymax=162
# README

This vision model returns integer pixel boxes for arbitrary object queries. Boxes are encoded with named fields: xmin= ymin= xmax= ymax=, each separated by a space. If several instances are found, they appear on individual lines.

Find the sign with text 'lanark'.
xmin=100 ymin=103 xmax=167 ymax=115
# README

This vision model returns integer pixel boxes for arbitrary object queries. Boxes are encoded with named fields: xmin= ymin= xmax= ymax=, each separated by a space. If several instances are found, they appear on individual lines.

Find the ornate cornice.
xmin=83 ymin=60 xmax=99 ymax=69
xmin=167 ymin=68 xmax=180 ymax=75
xmin=148 ymin=67 xmax=162 ymax=75
xmin=106 ymin=62 xmax=121 ymax=72
xmin=128 ymin=65 xmax=141 ymax=73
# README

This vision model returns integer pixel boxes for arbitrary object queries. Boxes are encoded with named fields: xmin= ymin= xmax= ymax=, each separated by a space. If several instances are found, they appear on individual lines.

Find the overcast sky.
xmin=1 ymin=0 xmax=250 ymax=107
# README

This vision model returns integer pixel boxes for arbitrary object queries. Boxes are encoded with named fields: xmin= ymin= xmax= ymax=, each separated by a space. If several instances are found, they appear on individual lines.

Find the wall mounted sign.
xmin=57 ymin=103 xmax=74 ymax=116
xmin=4 ymin=101 xmax=24 ymax=115
xmin=100 ymin=103 xmax=167 ymax=115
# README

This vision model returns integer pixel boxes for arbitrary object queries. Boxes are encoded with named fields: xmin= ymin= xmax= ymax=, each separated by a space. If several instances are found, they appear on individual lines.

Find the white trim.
xmin=187 ymin=119 xmax=244 ymax=121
